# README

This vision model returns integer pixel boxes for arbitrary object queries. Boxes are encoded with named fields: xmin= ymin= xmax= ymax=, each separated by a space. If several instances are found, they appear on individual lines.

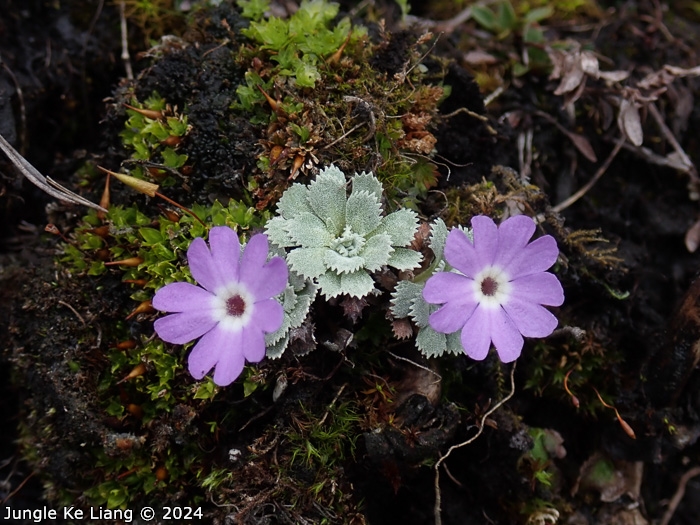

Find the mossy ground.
xmin=4 ymin=1 xmax=700 ymax=524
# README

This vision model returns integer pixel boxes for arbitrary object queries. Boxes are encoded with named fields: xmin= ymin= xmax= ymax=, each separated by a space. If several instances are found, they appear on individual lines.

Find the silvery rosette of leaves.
xmin=265 ymin=164 xmax=422 ymax=299
xmin=391 ymin=218 xmax=467 ymax=358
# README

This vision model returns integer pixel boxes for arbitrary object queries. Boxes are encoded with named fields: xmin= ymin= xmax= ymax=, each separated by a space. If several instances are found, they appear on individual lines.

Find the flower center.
xmin=226 ymin=294 xmax=247 ymax=317
xmin=472 ymin=266 xmax=511 ymax=308
xmin=331 ymin=226 xmax=365 ymax=257
xmin=480 ymin=276 xmax=498 ymax=296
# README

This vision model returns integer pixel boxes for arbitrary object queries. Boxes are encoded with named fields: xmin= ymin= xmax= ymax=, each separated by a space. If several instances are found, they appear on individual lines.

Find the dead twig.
xmin=0 ymin=133 xmax=107 ymax=212
xmin=119 ymin=0 xmax=133 ymax=80
xmin=57 ymin=300 xmax=87 ymax=326
xmin=552 ymin=137 xmax=624 ymax=213
xmin=660 ymin=465 xmax=700 ymax=525
xmin=433 ymin=362 xmax=517 ymax=525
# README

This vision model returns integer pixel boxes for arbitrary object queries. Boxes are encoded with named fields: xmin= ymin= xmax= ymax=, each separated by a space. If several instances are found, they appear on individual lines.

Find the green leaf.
xmin=524 ymin=6 xmax=554 ymax=24
xmin=161 ymin=147 xmax=187 ymax=168
xmin=244 ymin=17 xmax=289 ymax=49
xmin=139 ymin=227 xmax=163 ymax=245
xmin=497 ymin=1 xmax=517 ymax=31
xmin=471 ymin=5 xmax=498 ymax=31
xmin=375 ymin=208 xmax=419 ymax=247
xmin=237 ymin=0 xmax=270 ymax=20
xmin=287 ymin=247 xmax=328 ymax=279
xmin=387 ymin=247 xmax=423 ymax=271
xmin=345 ymin=190 xmax=382 ymax=236
xmin=294 ymin=55 xmax=321 ymax=87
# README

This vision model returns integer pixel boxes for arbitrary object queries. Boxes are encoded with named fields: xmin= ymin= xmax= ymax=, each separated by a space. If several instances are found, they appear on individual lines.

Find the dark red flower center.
xmin=226 ymin=294 xmax=247 ymax=317
xmin=480 ymin=277 xmax=498 ymax=297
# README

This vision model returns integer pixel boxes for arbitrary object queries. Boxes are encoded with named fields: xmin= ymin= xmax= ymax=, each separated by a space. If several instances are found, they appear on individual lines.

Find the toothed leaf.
xmin=340 ymin=270 xmax=376 ymax=298
xmin=445 ymin=331 xmax=464 ymax=356
xmin=266 ymin=216 xmax=295 ymax=247
xmin=428 ymin=218 xmax=449 ymax=262
xmin=345 ymin=190 xmax=382 ymax=236
xmin=359 ymin=233 xmax=393 ymax=272
xmin=391 ymin=280 xmax=423 ymax=318
xmin=287 ymin=247 xmax=328 ymax=279
xmin=316 ymin=271 xmax=342 ymax=298
xmin=285 ymin=212 xmax=334 ymax=247
xmin=307 ymin=165 xmax=347 ymax=235
xmin=324 ymin=250 xmax=365 ymax=274
xmin=276 ymin=183 xmax=313 ymax=218
xmin=409 ymin=291 xmax=433 ymax=328
xmin=416 ymin=325 xmax=447 ymax=358
xmin=388 ymin=247 xmax=423 ymax=271
xmin=352 ymin=171 xmax=383 ymax=202
xmin=376 ymin=208 xmax=419 ymax=247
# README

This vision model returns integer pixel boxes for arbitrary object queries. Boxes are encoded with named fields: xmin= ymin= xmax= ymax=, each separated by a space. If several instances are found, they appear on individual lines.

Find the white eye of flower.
xmin=472 ymin=266 xmax=511 ymax=308
xmin=211 ymin=284 xmax=255 ymax=331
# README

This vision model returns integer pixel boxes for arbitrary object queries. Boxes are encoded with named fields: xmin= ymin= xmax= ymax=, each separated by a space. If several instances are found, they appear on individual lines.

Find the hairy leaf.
xmin=376 ymin=208 xmax=419 ymax=247
xmin=360 ymin=233 xmax=394 ymax=272
xmin=287 ymin=247 xmax=328 ymax=279
xmin=345 ymin=190 xmax=382 ymax=236
xmin=387 ymin=247 xmax=423 ymax=271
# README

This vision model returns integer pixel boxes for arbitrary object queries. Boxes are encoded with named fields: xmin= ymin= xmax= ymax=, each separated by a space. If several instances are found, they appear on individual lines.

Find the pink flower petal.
xmin=246 ymin=257 xmax=288 ymax=301
xmin=429 ymin=300 xmax=478 ymax=334
xmin=490 ymin=307 xmax=524 ymax=362
xmin=504 ymin=235 xmax=559 ymax=279
xmin=152 ymin=282 xmax=214 ymax=313
xmin=423 ymin=271 xmax=473 ymax=304
xmin=211 ymin=328 xmax=246 ymax=386
xmin=187 ymin=237 xmax=221 ymax=292
xmin=240 ymin=234 xmax=269 ymax=279
xmin=444 ymin=229 xmax=481 ymax=278
xmin=510 ymin=272 xmax=564 ymax=306
xmin=472 ymin=215 xmax=499 ymax=266
xmin=502 ymin=298 xmax=559 ymax=338
xmin=251 ymin=298 xmax=284 ymax=333
xmin=209 ymin=226 xmax=241 ymax=285
xmin=494 ymin=215 xmax=535 ymax=270
xmin=460 ymin=305 xmax=492 ymax=360
xmin=242 ymin=324 xmax=266 ymax=362
xmin=154 ymin=311 xmax=217 ymax=344
xmin=187 ymin=325 xmax=228 ymax=380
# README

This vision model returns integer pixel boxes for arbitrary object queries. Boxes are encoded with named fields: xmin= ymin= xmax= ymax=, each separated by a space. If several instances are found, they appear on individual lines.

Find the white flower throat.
xmin=212 ymin=284 xmax=254 ymax=331
xmin=473 ymin=266 xmax=511 ymax=308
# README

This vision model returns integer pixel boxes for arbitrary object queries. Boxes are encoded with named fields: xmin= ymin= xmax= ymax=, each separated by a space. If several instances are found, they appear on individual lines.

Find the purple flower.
xmin=152 ymin=227 xmax=288 ymax=386
xmin=422 ymin=215 xmax=564 ymax=363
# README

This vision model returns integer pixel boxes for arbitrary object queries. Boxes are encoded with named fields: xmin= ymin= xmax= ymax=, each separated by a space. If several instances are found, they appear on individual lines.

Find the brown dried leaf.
xmin=391 ymin=318 xmax=414 ymax=340
xmin=463 ymin=50 xmax=498 ymax=66
xmin=563 ymin=129 xmax=598 ymax=162
xmin=684 ymin=218 xmax=700 ymax=253
xmin=617 ymin=98 xmax=644 ymax=146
